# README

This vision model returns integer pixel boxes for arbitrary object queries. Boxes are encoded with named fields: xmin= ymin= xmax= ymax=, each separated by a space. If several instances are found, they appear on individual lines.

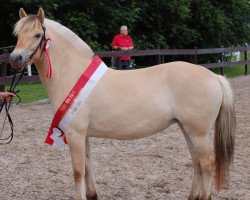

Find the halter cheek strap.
xmin=25 ymin=25 xmax=52 ymax=79
xmin=26 ymin=25 xmax=46 ymax=62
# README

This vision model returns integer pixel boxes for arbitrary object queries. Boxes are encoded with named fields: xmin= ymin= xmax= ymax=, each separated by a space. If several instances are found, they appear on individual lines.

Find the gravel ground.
xmin=0 ymin=75 xmax=249 ymax=200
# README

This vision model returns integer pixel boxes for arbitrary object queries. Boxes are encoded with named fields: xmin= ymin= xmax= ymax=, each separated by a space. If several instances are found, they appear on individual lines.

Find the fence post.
xmin=220 ymin=47 xmax=224 ymax=75
xmin=27 ymin=64 xmax=32 ymax=76
xmin=220 ymin=67 xmax=224 ymax=75
xmin=156 ymin=48 xmax=161 ymax=65
xmin=193 ymin=46 xmax=197 ymax=64
xmin=244 ymin=44 xmax=248 ymax=75
xmin=161 ymin=55 xmax=165 ymax=64
xmin=0 ymin=49 xmax=8 ymax=92
xmin=156 ymin=54 xmax=161 ymax=64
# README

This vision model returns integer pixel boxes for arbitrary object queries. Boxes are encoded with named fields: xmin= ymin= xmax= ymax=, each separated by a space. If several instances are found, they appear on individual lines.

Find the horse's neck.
xmin=35 ymin=31 xmax=93 ymax=112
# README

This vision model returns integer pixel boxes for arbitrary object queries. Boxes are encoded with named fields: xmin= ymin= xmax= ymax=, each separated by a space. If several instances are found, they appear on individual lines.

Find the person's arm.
xmin=112 ymin=46 xmax=120 ymax=50
xmin=128 ymin=36 xmax=134 ymax=50
xmin=111 ymin=35 xmax=119 ymax=50
xmin=0 ymin=91 xmax=16 ymax=102
xmin=128 ymin=46 xmax=134 ymax=50
xmin=120 ymin=36 xmax=134 ymax=51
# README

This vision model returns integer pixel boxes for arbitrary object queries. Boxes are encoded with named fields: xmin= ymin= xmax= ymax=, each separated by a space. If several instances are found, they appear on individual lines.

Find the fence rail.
xmin=95 ymin=46 xmax=250 ymax=57
xmin=0 ymin=46 xmax=249 ymax=90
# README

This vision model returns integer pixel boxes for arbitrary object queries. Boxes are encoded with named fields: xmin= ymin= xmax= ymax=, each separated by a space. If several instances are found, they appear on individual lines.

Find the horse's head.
xmin=10 ymin=8 xmax=46 ymax=71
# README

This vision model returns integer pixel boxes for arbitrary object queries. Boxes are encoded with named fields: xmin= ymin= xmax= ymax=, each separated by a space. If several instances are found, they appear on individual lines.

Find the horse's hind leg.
xmin=179 ymin=123 xmax=202 ymax=199
xmin=85 ymin=138 xmax=99 ymax=200
xmin=179 ymin=123 xmax=214 ymax=200
xmin=193 ymin=134 xmax=214 ymax=200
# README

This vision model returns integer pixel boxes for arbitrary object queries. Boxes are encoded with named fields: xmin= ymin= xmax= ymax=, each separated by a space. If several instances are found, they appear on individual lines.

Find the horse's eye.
xmin=35 ymin=33 xmax=41 ymax=39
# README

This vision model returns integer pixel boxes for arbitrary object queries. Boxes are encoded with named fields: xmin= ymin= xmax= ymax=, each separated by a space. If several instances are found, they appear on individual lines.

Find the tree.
xmin=1 ymin=0 xmax=249 ymax=51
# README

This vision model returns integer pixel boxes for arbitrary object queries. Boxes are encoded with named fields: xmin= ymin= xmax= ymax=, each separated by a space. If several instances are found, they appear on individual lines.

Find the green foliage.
xmin=65 ymin=11 xmax=101 ymax=49
xmin=190 ymin=0 xmax=250 ymax=47
xmin=1 ymin=0 xmax=249 ymax=51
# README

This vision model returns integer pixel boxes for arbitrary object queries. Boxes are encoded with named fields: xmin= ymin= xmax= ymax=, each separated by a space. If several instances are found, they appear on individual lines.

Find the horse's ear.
xmin=19 ymin=8 xmax=27 ymax=19
xmin=37 ymin=7 xmax=45 ymax=23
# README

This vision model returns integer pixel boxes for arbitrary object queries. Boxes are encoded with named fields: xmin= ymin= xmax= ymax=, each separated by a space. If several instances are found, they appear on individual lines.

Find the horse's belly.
xmin=86 ymin=88 xmax=176 ymax=140
xmin=87 ymin=115 xmax=176 ymax=140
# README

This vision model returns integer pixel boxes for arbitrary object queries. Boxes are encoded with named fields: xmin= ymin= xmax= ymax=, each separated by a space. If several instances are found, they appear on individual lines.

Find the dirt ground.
xmin=0 ymin=75 xmax=249 ymax=200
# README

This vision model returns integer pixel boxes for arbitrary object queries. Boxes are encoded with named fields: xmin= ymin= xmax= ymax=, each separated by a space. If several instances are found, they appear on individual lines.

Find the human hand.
xmin=121 ymin=47 xmax=129 ymax=51
xmin=0 ymin=91 xmax=16 ymax=102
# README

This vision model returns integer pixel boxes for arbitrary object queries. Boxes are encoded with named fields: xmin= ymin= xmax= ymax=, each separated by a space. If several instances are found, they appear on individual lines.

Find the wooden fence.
xmin=0 ymin=46 xmax=249 ymax=91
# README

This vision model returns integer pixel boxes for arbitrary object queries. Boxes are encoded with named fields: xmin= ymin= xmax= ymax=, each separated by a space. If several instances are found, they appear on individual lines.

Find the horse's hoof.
xmin=87 ymin=193 xmax=99 ymax=200
xmin=188 ymin=196 xmax=211 ymax=200
xmin=188 ymin=196 xmax=200 ymax=200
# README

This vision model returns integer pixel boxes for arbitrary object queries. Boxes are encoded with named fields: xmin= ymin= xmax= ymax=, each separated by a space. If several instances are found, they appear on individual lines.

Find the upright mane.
xmin=44 ymin=19 xmax=94 ymax=57
xmin=14 ymin=16 xmax=94 ymax=58
xmin=13 ymin=15 xmax=40 ymax=36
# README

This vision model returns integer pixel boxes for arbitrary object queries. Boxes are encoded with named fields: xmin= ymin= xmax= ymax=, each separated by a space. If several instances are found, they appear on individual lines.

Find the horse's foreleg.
xmin=85 ymin=137 xmax=99 ymax=200
xmin=67 ymin=130 xmax=87 ymax=200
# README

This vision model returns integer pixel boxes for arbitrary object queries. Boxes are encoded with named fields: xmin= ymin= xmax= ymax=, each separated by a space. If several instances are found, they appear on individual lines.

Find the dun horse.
xmin=9 ymin=8 xmax=236 ymax=200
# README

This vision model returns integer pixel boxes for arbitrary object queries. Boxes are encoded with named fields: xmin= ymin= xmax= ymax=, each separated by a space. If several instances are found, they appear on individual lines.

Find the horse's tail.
xmin=214 ymin=75 xmax=236 ymax=190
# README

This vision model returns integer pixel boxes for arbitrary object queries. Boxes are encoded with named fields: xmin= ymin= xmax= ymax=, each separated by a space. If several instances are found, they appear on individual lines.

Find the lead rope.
xmin=0 ymin=24 xmax=49 ymax=144
xmin=0 ymin=70 xmax=25 ymax=144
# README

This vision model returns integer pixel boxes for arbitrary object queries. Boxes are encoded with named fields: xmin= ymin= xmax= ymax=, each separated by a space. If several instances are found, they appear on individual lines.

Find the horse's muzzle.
xmin=9 ymin=49 xmax=29 ymax=71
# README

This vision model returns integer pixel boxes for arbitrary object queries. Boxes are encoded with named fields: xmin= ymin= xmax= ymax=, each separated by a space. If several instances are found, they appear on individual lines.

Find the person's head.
xmin=120 ymin=25 xmax=128 ymax=36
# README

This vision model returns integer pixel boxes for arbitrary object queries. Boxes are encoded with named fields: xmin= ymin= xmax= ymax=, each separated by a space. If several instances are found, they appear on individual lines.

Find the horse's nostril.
xmin=18 ymin=55 xmax=22 ymax=61
xmin=9 ymin=53 xmax=23 ymax=66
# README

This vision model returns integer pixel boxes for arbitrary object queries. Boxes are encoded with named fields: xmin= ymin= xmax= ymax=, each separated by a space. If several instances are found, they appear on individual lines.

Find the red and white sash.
xmin=45 ymin=56 xmax=107 ymax=147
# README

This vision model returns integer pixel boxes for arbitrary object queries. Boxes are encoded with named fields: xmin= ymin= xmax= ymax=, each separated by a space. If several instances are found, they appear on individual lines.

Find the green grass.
xmin=211 ymin=66 xmax=249 ymax=78
xmin=211 ymin=51 xmax=250 ymax=77
xmin=6 ymin=83 xmax=48 ymax=103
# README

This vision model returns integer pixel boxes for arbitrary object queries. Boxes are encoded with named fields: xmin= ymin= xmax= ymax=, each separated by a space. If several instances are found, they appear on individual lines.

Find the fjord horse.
xmin=9 ymin=8 xmax=236 ymax=200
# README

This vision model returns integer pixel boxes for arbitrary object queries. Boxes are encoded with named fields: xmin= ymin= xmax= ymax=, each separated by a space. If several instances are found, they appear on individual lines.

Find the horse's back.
xmin=107 ymin=61 xmax=222 ymax=106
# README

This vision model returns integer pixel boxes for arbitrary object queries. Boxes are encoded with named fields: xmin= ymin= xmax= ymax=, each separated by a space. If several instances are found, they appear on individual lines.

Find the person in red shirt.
xmin=111 ymin=25 xmax=134 ymax=70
